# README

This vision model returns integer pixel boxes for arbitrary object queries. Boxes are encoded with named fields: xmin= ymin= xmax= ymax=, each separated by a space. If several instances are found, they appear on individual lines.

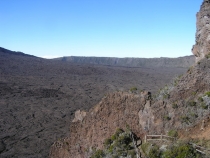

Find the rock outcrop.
xmin=72 ymin=110 xmax=87 ymax=122
xmin=49 ymin=91 xmax=151 ymax=158
xmin=192 ymin=0 xmax=210 ymax=62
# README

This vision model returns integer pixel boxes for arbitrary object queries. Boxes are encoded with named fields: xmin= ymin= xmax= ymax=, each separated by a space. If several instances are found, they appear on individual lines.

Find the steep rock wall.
xmin=49 ymin=91 xmax=152 ymax=158
xmin=55 ymin=56 xmax=195 ymax=68
xmin=192 ymin=0 xmax=210 ymax=62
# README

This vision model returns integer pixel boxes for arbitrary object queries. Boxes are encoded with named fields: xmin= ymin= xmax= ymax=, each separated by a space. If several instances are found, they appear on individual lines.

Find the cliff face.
xmin=55 ymin=56 xmax=195 ymax=68
xmin=49 ymin=91 xmax=150 ymax=158
xmin=192 ymin=0 xmax=210 ymax=62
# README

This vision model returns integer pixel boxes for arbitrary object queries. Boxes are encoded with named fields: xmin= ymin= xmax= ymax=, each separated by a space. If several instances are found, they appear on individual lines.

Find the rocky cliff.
xmin=55 ymin=56 xmax=195 ymax=68
xmin=49 ymin=91 xmax=150 ymax=158
xmin=192 ymin=0 xmax=210 ymax=62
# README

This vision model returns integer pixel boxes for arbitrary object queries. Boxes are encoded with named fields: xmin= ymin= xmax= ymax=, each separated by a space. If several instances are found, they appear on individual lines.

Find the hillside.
xmin=49 ymin=1 xmax=210 ymax=158
xmin=55 ymin=56 xmax=195 ymax=68
xmin=0 ymin=47 xmax=191 ymax=157
xmin=49 ymin=57 xmax=210 ymax=158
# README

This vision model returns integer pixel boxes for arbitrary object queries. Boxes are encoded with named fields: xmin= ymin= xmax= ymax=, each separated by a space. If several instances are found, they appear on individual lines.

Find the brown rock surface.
xmin=50 ymin=91 xmax=150 ymax=158
xmin=192 ymin=0 xmax=210 ymax=62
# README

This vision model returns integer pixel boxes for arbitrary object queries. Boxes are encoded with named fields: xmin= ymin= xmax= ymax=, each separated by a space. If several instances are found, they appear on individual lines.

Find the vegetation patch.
xmin=91 ymin=128 xmax=138 ymax=158
xmin=205 ymin=53 xmax=210 ymax=59
xmin=172 ymin=103 xmax=178 ymax=109
xmin=162 ymin=143 xmax=199 ymax=158
xmin=205 ymin=91 xmax=210 ymax=97
xmin=190 ymin=112 xmax=198 ymax=118
xmin=168 ymin=130 xmax=178 ymax=138
xmin=200 ymin=102 xmax=208 ymax=109
xmin=164 ymin=115 xmax=171 ymax=121
xmin=180 ymin=116 xmax=190 ymax=124
xmin=130 ymin=87 xmax=138 ymax=93
xmin=148 ymin=145 xmax=162 ymax=158
xmin=198 ymin=97 xmax=204 ymax=102
xmin=91 ymin=149 xmax=105 ymax=158
xmin=187 ymin=100 xmax=197 ymax=107
xmin=142 ymin=141 xmax=201 ymax=158
xmin=141 ymin=142 xmax=150 ymax=156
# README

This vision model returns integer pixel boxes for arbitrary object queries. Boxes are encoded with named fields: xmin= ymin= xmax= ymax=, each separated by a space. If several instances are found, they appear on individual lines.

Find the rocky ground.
xmin=0 ymin=47 xmax=192 ymax=157
xmin=49 ymin=57 xmax=210 ymax=158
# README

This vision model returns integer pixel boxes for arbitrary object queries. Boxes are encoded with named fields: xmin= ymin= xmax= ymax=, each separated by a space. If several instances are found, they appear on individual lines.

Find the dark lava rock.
xmin=0 ymin=141 xmax=6 ymax=153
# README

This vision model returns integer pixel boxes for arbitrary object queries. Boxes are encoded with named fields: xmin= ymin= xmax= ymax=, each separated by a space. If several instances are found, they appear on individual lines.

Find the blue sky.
xmin=0 ymin=0 xmax=202 ymax=58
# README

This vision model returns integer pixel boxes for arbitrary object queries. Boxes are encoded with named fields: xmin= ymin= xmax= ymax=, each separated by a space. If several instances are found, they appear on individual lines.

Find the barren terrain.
xmin=0 ymin=47 xmax=192 ymax=157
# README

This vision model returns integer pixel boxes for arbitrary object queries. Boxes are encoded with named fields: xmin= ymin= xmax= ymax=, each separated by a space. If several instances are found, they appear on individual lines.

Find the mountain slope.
xmin=0 ymin=47 xmax=190 ymax=157
xmin=48 ymin=1 xmax=210 ymax=156
xmin=49 ymin=55 xmax=210 ymax=158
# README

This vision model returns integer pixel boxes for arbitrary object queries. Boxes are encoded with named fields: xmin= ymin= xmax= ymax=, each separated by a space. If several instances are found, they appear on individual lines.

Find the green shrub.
xmin=205 ymin=91 xmax=210 ymax=97
xmin=172 ymin=103 xmax=178 ymax=109
xmin=162 ymin=143 xmax=199 ymax=158
xmin=127 ymin=150 xmax=136 ymax=157
xmin=111 ymin=128 xmax=124 ymax=141
xmin=111 ymin=134 xmax=117 ymax=141
xmin=163 ymin=94 xmax=170 ymax=99
xmin=187 ymin=101 xmax=196 ymax=107
xmin=103 ymin=128 xmax=133 ymax=156
xmin=190 ymin=112 xmax=198 ymax=118
xmin=200 ymin=102 xmax=208 ymax=109
xmin=114 ymin=134 xmax=132 ymax=151
xmin=164 ymin=115 xmax=171 ymax=121
xmin=205 ymin=53 xmax=210 ymax=59
xmin=104 ymin=138 xmax=112 ymax=147
xmin=108 ymin=145 xmax=114 ymax=153
xmin=91 ymin=149 xmax=105 ymax=158
xmin=130 ymin=87 xmax=137 ymax=93
xmin=168 ymin=130 xmax=178 ymax=138
xmin=180 ymin=116 xmax=190 ymax=123
xmin=148 ymin=146 xmax=162 ymax=158
xmin=192 ymin=92 xmax=196 ymax=96
xmin=141 ymin=142 xmax=150 ymax=155
xmin=115 ymin=128 xmax=124 ymax=136
xmin=119 ymin=135 xmax=131 ymax=145
xmin=198 ymin=97 xmax=204 ymax=102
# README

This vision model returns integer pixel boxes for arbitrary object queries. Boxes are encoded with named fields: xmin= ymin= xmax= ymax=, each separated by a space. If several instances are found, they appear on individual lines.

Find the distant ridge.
xmin=55 ymin=55 xmax=195 ymax=68
xmin=0 ymin=47 xmax=195 ymax=68
xmin=0 ymin=47 xmax=36 ymax=58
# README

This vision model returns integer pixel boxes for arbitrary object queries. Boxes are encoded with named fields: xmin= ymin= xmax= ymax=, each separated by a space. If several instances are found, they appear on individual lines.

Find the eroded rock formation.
xmin=49 ymin=91 xmax=152 ymax=158
xmin=192 ymin=0 xmax=210 ymax=62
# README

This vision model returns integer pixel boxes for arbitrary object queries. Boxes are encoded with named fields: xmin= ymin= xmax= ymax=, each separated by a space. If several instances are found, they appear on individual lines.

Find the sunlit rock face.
xmin=192 ymin=0 xmax=210 ymax=62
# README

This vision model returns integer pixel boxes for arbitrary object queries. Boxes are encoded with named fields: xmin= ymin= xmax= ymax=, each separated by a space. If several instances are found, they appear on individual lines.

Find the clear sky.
xmin=0 ymin=0 xmax=203 ymax=58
